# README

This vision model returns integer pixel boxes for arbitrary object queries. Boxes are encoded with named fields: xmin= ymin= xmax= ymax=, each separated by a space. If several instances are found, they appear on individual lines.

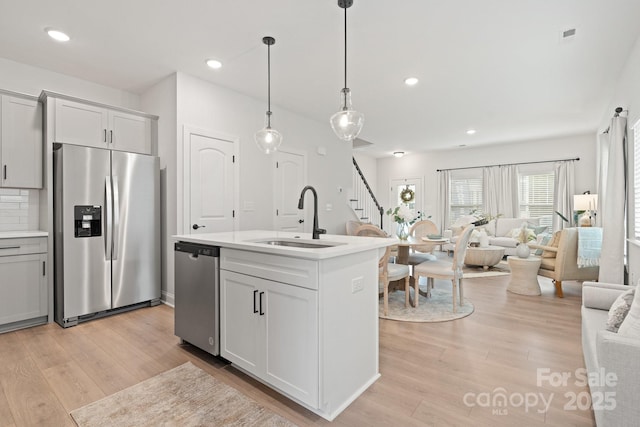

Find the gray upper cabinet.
xmin=0 ymin=92 xmax=43 ymax=189
xmin=48 ymin=94 xmax=154 ymax=155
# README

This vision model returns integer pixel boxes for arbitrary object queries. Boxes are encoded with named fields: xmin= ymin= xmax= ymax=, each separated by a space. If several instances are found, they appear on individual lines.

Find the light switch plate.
xmin=352 ymin=277 xmax=364 ymax=293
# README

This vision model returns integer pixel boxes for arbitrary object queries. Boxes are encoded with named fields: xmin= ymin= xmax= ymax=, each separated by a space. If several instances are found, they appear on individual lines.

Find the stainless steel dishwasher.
xmin=174 ymin=242 xmax=220 ymax=356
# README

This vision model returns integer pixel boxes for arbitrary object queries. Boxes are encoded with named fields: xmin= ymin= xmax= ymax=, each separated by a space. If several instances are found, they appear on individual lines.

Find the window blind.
xmin=519 ymin=172 xmax=554 ymax=230
xmin=449 ymin=176 xmax=482 ymax=222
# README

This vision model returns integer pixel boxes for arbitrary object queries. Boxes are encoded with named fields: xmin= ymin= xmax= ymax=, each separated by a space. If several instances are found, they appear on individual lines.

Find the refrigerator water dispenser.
xmin=74 ymin=205 xmax=102 ymax=238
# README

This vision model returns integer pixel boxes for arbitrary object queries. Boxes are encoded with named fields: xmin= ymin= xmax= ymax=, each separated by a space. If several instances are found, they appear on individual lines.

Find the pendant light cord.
xmin=344 ymin=5 xmax=348 ymax=90
xmin=267 ymin=42 xmax=272 ymax=127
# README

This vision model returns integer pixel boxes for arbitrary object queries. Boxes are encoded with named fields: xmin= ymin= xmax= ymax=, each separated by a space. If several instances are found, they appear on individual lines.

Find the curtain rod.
xmin=436 ymin=157 xmax=579 ymax=172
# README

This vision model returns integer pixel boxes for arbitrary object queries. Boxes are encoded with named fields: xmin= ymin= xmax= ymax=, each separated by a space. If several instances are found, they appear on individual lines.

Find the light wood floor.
xmin=0 ymin=275 xmax=595 ymax=427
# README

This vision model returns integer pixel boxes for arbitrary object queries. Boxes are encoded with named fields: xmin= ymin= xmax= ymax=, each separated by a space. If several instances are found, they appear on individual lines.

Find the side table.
xmin=507 ymin=256 xmax=541 ymax=296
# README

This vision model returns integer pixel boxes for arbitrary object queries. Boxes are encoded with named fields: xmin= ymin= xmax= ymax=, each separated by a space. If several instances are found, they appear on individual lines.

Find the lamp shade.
xmin=573 ymin=194 xmax=598 ymax=211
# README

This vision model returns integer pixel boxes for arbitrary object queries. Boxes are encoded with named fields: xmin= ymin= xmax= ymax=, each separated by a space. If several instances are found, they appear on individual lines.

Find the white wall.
xmin=353 ymin=151 xmax=377 ymax=195
xmin=140 ymin=74 xmax=177 ymax=305
xmin=375 ymin=133 xmax=597 ymax=235
xmin=0 ymin=57 xmax=140 ymax=108
xmin=144 ymin=72 xmax=354 ymax=301
xmin=175 ymin=72 xmax=352 ymax=232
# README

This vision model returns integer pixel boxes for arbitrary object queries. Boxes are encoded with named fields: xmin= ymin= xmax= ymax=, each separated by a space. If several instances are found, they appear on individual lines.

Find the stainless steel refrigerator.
xmin=53 ymin=144 xmax=160 ymax=327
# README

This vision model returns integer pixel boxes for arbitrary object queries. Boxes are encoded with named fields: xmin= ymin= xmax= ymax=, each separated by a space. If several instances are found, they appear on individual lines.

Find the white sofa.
xmin=443 ymin=217 xmax=541 ymax=256
xmin=582 ymin=281 xmax=640 ymax=426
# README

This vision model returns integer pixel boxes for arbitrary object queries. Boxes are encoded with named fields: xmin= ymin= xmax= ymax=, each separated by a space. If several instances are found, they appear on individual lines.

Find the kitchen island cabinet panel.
xmin=220 ymin=269 xmax=318 ymax=407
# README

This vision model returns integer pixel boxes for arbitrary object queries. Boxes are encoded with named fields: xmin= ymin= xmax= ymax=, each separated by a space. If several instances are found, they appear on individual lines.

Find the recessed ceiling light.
xmin=206 ymin=59 xmax=223 ymax=69
xmin=404 ymin=77 xmax=419 ymax=86
xmin=393 ymin=151 xmax=405 ymax=158
xmin=46 ymin=28 xmax=70 ymax=42
xmin=466 ymin=129 xmax=476 ymax=135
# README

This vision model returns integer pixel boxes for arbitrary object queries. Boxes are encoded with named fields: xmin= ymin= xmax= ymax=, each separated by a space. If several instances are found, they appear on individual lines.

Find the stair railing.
xmin=351 ymin=157 xmax=384 ymax=228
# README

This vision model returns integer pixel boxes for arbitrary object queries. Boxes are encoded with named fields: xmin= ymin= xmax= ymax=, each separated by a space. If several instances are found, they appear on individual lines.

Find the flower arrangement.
xmin=386 ymin=203 xmax=418 ymax=225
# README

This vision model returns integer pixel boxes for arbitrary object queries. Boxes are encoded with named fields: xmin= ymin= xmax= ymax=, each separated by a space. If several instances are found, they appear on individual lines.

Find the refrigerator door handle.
xmin=105 ymin=176 xmax=113 ymax=260
xmin=112 ymin=175 xmax=120 ymax=261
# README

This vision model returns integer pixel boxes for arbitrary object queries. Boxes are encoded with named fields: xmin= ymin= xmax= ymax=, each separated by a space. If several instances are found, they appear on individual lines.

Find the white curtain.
xmin=438 ymin=170 xmax=451 ymax=232
xmin=483 ymin=165 xmax=519 ymax=217
xmin=598 ymin=116 xmax=627 ymax=284
xmin=552 ymin=160 xmax=575 ymax=231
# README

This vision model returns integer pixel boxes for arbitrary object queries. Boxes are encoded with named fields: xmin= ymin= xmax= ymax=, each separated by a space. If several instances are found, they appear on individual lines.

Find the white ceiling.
xmin=1 ymin=0 xmax=639 ymax=158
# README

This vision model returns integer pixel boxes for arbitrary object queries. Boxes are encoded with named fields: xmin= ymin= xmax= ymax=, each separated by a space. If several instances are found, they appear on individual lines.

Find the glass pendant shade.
xmin=255 ymin=112 xmax=282 ymax=154
xmin=330 ymin=88 xmax=364 ymax=141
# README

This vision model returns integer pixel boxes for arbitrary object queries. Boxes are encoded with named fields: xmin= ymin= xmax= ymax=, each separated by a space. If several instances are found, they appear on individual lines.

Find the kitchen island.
xmin=173 ymin=230 xmax=394 ymax=421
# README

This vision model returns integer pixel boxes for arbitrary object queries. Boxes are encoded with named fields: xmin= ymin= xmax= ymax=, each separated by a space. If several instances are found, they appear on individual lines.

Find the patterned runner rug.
xmin=71 ymin=362 xmax=296 ymax=427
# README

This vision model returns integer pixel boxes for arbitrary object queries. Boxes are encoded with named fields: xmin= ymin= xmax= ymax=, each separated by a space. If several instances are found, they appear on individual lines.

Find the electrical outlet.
xmin=352 ymin=277 xmax=364 ymax=293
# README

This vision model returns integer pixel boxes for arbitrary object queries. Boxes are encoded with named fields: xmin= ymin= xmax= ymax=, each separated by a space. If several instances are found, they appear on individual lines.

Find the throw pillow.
xmin=541 ymin=231 xmax=561 ymax=258
xmin=534 ymin=234 xmax=552 ymax=256
xmin=606 ymin=288 xmax=636 ymax=332
xmin=618 ymin=284 xmax=640 ymax=338
xmin=533 ymin=225 xmax=548 ymax=235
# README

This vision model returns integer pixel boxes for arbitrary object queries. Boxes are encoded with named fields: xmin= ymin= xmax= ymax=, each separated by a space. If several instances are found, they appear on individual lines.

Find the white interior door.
xmin=389 ymin=178 xmax=423 ymax=234
xmin=274 ymin=150 xmax=306 ymax=232
xmin=184 ymin=127 xmax=236 ymax=234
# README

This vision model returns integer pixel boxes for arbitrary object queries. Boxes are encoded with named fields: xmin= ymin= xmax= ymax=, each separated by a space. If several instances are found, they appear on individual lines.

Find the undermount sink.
xmin=251 ymin=238 xmax=345 ymax=249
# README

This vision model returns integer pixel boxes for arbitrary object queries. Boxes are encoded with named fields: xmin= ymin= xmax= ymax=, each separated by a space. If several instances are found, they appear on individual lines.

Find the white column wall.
xmin=142 ymin=71 xmax=354 ymax=302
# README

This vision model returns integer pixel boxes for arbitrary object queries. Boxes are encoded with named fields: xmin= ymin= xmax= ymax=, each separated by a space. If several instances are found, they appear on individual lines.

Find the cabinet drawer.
xmin=0 ymin=237 xmax=47 ymax=256
xmin=221 ymin=248 xmax=318 ymax=290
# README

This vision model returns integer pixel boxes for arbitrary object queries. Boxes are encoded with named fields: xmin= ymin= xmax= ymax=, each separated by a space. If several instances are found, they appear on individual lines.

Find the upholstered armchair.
xmin=528 ymin=228 xmax=600 ymax=297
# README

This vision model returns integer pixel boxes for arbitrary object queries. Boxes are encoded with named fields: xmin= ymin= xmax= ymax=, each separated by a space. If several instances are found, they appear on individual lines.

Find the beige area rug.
xmin=70 ymin=362 xmax=297 ymax=427
xmin=379 ymin=282 xmax=474 ymax=322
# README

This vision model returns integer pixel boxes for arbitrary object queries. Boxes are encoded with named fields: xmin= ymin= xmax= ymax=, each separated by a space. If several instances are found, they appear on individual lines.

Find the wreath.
xmin=400 ymin=186 xmax=415 ymax=203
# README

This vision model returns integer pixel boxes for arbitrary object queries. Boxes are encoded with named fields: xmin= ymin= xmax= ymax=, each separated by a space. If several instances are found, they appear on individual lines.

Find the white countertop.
xmin=173 ymin=230 xmax=395 ymax=260
xmin=0 ymin=231 xmax=48 ymax=239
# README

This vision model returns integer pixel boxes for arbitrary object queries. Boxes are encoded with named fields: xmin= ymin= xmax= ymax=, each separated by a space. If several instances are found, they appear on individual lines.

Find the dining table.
xmin=389 ymin=236 xmax=449 ymax=300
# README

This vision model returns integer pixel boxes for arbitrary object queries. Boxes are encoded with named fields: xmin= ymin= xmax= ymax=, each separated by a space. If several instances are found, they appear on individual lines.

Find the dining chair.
xmin=355 ymin=224 xmax=411 ymax=316
xmin=407 ymin=219 xmax=440 ymax=265
xmin=412 ymin=224 xmax=475 ymax=312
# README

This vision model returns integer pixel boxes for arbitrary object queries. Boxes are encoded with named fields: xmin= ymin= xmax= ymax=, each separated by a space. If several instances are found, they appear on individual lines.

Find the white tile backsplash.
xmin=0 ymin=189 xmax=39 ymax=231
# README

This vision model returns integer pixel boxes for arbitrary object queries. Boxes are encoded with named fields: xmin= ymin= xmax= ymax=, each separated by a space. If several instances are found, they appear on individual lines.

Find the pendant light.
xmin=255 ymin=36 xmax=282 ymax=154
xmin=330 ymin=0 xmax=364 ymax=142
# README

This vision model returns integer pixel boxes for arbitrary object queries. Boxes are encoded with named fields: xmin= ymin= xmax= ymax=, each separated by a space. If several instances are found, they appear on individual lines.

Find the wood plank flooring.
xmin=0 ymin=275 xmax=596 ymax=426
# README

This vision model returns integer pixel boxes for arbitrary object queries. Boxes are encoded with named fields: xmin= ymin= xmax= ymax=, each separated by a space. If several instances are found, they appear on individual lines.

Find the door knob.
xmin=298 ymin=219 xmax=304 ymax=224
xmin=192 ymin=224 xmax=206 ymax=230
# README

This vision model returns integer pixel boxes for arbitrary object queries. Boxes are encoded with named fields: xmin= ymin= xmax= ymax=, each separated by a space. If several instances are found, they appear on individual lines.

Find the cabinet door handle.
xmin=259 ymin=292 xmax=265 ymax=316
xmin=103 ymin=129 xmax=107 ymax=142
xmin=42 ymin=261 xmax=46 ymax=276
xmin=0 ymin=246 xmax=20 ymax=250
xmin=253 ymin=290 xmax=258 ymax=313
xmin=109 ymin=130 xmax=113 ymax=143
xmin=3 ymin=165 xmax=6 ymax=180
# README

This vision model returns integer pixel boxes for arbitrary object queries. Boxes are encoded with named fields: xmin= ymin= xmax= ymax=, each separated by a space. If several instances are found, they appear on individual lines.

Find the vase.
xmin=516 ymin=243 xmax=531 ymax=258
xmin=396 ymin=222 xmax=409 ymax=240
xmin=478 ymin=230 xmax=489 ymax=248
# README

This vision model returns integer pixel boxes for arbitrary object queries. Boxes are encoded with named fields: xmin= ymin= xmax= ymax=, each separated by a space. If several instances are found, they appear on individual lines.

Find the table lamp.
xmin=573 ymin=193 xmax=598 ymax=226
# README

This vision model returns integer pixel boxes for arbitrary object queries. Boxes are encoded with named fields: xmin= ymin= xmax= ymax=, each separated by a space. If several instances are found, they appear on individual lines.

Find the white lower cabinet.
xmin=220 ymin=269 xmax=319 ymax=407
xmin=0 ymin=237 xmax=48 ymax=330
xmin=220 ymin=246 xmax=379 ymax=421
